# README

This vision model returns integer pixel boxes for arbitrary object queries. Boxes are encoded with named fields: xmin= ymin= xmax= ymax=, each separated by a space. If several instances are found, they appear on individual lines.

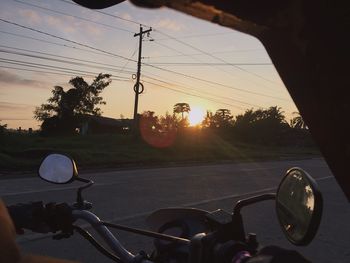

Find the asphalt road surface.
xmin=1 ymin=159 xmax=349 ymax=262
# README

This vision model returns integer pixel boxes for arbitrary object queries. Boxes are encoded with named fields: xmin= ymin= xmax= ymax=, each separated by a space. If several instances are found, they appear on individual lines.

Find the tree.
xmin=215 ymin=109 xmax=233 ymax=127
xmin=159 ymin=112 xmax=178 ymax=131
xmin=173 ymin=103 xmax=191 ymax=120
xmin=202 ymin=109 xmax=233 ymax=129
xmin=290 ymin=112 xmax=307 ymax=129
xmin=216 ymin=109 xmax=231 ymax=119
xmin=233 ymin=106 xmax=289 ymax=144
xmin=234 ymin=106 xmax=286 ymax=127
xmin=34 ymin=73 xmax=111 ymax=134
xmin=139 ymin=111 xmax=177 ymax=148
xmin=0 ymin=121 xmax=7 ymax=134
xmin=202 ymin=110 xmax=214 ymax=128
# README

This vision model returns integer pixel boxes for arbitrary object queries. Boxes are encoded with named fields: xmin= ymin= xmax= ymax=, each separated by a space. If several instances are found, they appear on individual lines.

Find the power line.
xmin=148 ymin=49 xmax=264 ymax=58
xmin=0 ymin=19 xmax=288 ymax=101
xmin=154 ymin=32 xmax=234 ymax=41
xmin=0 ymin=118 xmax=33 ymax=121
xmin=53 ymin=1 xmax=284 ymax=90
xmin=151 ymin=38 xmax=279 ymax=93
xmin=0 ymin=46 xmax=135 ymax=74
xmin=142 ymin=75 xmax=262 ymax=108
xmin=13 ymin=0 xmax=134 ymax=33
xmin=151 ymin=40 xmax=221 ymax=71
xmin=143 ymin=80 xmax=246 ymax=110
xmin=56 ymin=0 xmax=279 ymax=86
xmin=0 ymin=18 xmax=138 ymax=63
xmin=0 ymin=65 xmax=131 ymax=82
xmin=117 ymin=43 xmax=138 ymax=76
xmin=151 ymin=40 xmax=281 ymax=96
xmin=141 ymin=69 xmax=264 ymax=108
xmin=142 ymin=62 xmax=289 ymax=101
xmin=0 ymin=30 xmax=79 ymax=49
xmin=154 ymin=30 xmax=280 ymax=86
xmin=0 ymin=59 xmax=130 ymax=81
xmin=0 ymin=57 xmax=131 ymax=79
xmin=0 ymin=25 xmax=242 ymax=109
xmin=1 ymin=3 xmax=292 ymax=114
xmin=0 ymin=29 xmax=262 ymax=66
xmin=0 ymin=63 xmax=249 ymax=112
xmin=0 ymin=30 xmax=131 ymax=59
xmin=146 ymin=62 xmax=273 ymax=66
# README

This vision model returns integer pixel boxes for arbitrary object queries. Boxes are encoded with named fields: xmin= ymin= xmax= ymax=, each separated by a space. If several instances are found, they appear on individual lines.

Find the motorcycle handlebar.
xmin=7 ymin=202 xmax=47 ymax=233
xmin=7 ymin=202 xmax=74 ymax=235
xmin=7 ymin=202 xmax=153 ymax=263
xmin=72 ymin=210 xmax=136 ymax=262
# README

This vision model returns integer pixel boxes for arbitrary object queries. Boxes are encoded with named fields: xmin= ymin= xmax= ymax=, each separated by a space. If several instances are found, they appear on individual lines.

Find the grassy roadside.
xmin=0 ymin=132 xmax=320 ymax=174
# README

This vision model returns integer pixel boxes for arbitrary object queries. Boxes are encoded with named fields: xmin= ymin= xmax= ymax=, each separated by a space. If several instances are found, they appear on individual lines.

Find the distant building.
xmin=79 ymin=115 xmax=132 ymax=135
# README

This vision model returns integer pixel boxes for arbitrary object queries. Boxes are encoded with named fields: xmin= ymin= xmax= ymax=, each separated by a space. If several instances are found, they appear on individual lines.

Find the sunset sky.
xmin=0 ymin=0 xmax=297 ymax=129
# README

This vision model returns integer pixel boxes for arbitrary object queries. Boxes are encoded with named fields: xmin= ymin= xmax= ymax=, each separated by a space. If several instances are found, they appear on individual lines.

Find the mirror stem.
xmin=233 ymin=193 xmax=276 ymax=215
xmin=74 ymin=178 xmax=94 ymax=209
xmin=76 ymin=177 xmax=92 ymax=183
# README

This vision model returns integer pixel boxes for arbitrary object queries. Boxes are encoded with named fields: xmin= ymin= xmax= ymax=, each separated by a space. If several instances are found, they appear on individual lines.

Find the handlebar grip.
xmin=7 ymin=202 xmax=47 ymax=233
xmin=7 ymin=202 xmax=74 ymax=234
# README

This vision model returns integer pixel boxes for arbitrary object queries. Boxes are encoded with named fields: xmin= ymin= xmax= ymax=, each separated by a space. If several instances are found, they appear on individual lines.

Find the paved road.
xmin=1 ymin=159 xmax=349 ymax=262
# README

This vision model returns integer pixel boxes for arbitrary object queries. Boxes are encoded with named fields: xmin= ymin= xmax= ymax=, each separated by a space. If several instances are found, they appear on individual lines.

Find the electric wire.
xmin=0 ymin=18 xmax=287 ymax=101
xmin=0 ymin=18 xmax=138 ymax=64
xmin=56 ymin=0 xmax=280 ymax=86
xmin=154 ymin=29 xmax=280 ymax=86
xmin=0 ymin=30 xmax=131 ymax=59
xmin=0 ymin=47 xmax=136 ymax=74
xmin=148 ymin=49 xmax=264 ymax=58
xmin=0 ymin=58 xmax=130 ymax=80
xmin=0 ymin=30 xmax=80 ymax=50
xmin=13 ymin=0 xmax=134 ymax=33
xmin=151 ymin=38 xmax=279 ymax=93
xmin=0 ymin=62 xmax=247 ymax=110
xmin=117 ymin=43 xmax=138 ymax=75
xmin=142 ymin=75 xmax=262 ymax=108
xmin=0 ymin=65 xmax=93 ymax=78
xmin=142 ymin=62 xmax=289 ymax=101
xmin=154 ymin=31 xmax=234 ymax=40
xmin=0 ymin=46 xmax=270 ymax=108
xmin=143 ymin=80 xmax=246 ymax=110
xmin=147 ymin=62 xmax=273 ymax=66
xmin=141 ymin=69 xmax=266 ymax=108
xmin=0 ymin=65 xmax=131 ymax=82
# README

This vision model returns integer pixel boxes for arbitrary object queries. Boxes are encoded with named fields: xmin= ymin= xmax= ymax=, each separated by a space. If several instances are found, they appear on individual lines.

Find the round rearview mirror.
xmin=38 ymin=154 xmax=77 ymax=184
xmin=276 ymin=168 xmax=322 ymax=246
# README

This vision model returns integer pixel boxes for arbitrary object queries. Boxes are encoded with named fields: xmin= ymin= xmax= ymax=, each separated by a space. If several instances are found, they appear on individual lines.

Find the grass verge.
xmin=0 ymin=132 xmax=320 ymax=174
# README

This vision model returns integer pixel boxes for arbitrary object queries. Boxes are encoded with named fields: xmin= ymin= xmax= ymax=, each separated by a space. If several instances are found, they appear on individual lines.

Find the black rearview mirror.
xmin=276 ymin=168 xmax=323 ymax=246
xmin=38 ymin=154 xmax=78 ymax=184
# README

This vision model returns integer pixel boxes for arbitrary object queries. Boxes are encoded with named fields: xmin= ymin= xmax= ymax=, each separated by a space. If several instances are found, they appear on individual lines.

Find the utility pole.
xmin=133 ymin=25 xmax=152 ymax=132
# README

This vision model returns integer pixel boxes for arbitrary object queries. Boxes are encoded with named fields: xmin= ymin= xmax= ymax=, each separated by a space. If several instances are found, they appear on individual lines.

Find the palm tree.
xmin=216 ymin=109 xmax=232 ymax=120
xmin=173 ymin=103 xmax=191 ymax=120
xmin=214 ymin=109 xmax=233 ymax=128
xmin=290 ymin=112 xmax=307 ymax=129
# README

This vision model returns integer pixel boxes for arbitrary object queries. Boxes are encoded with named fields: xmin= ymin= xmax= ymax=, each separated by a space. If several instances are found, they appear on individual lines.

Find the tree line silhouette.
xmin=140 ymin=105 xmax=312 ymax=146
xmin=0 ymin=73 xmax=313 ymax=147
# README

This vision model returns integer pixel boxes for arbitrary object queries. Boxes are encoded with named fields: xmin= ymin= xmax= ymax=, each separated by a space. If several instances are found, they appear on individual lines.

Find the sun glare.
xmin=188 ymin=107 xmax=206 ymax=126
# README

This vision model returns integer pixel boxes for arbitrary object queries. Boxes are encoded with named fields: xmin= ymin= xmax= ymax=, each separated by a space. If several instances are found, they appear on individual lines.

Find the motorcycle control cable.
xmin=99 ymin=221 xmax=190 ymax=245
xmin=73 ymin=225 xmax=122 ymax=263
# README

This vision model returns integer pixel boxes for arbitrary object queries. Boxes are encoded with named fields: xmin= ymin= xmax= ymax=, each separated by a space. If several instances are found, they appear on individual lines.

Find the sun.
xmin=188 ymin=107 xmax=206 ymax=126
